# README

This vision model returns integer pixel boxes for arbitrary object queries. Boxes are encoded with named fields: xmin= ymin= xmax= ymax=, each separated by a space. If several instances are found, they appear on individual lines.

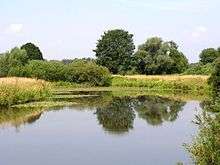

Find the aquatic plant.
xmin=186 ymin=112 xmax=220 ymax=165
xmin=0 ymin=77 xmax=51 ymax=106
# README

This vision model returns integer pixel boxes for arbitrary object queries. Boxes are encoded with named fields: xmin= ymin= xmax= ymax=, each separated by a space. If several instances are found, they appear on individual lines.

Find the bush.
xmin=65 ymin=60 xmax=112 ymax=86
xmin=184 ymin=63 xmax=214 ymax=75
xmin=21 ymin=60 xmax=111 ymax=86
xmin=208 ymin=58 xmax=220 ymax=96
xmin=24 ymin=60 xmax=66 ymax=81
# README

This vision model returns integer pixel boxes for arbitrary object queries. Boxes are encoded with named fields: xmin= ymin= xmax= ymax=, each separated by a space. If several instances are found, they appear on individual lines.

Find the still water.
xmin=0 ymin=92 xmax=203 ymax=165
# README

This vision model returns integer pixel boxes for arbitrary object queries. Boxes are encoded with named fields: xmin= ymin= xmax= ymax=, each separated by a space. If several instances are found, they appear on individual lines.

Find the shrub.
xmin=24 ymin=60 xmax=66 ymax=81
xmin=208 ymin=57 xmax=220 ymax=96
xmin=65 ymin=60 xmax=112 ymax=86
xmin=184 ymin=63 xmax=214 ymax=75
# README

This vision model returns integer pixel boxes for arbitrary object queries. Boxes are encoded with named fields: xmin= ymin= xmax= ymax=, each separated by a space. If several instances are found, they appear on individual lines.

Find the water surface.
xmin=0 ymin=93 xmax=202 ymax=165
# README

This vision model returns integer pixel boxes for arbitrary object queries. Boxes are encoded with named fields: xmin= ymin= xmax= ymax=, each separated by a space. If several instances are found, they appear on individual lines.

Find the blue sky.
xmin=0 ymin=0 xmax=219 ymax=63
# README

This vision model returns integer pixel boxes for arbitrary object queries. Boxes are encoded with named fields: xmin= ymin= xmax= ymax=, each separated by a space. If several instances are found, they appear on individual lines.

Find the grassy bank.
xmin=112 ymin=75 xmax=210 ymax=93
xmin=0 ymin=75 xmax=211 ymax=107
xmin=0 ymin=77 xmax=51 ymax=106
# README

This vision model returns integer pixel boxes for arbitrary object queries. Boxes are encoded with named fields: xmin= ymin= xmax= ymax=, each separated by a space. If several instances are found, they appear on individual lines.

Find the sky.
xmin=0 ymin=0 xmax=219 ymax=63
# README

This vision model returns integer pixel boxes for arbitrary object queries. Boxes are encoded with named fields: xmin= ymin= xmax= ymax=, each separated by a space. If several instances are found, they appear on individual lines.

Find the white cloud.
xmin=191 ymin=26 xmax=207 ymax=38
xmin=6 ymin=23 xmax=24 ymax=34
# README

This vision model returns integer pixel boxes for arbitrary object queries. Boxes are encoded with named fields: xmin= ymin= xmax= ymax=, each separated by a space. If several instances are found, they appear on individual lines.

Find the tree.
xmin=0 ymin=47 xmax=28 ymax=77
xmin=94 ymin=29 xmax=135 ymax=74
xmin=199 ymin=48 xmax=220 ymax=64
xmin=134 ymin=37 xmax=188 ymax=74
xmin=21 ymin=43 xmax=43 ymax=60
xmin=217 ymin=47 xmax=220 ymax=54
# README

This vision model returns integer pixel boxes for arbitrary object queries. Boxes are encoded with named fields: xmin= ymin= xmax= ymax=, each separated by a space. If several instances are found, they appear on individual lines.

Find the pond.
xmin=0 ymin=91 xmax=203 ymax=165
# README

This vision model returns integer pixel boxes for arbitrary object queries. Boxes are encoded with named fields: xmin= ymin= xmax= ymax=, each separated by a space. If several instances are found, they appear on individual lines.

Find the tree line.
xmin=94 ymin=29 xmax=220 ymax=75
xmin=0 ymin=43 xmax=111 ymax=86
xmin=0 ymin=29 xmax=220 ymax=86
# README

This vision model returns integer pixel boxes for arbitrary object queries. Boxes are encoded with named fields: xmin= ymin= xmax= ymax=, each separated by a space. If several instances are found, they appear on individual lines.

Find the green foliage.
xmin=94 ymin=29 xmax=135 ymax=74
xmin=0 ymin=47 xmax=28 ymax=77
xmin=21 ymin=42 xmax=43 ymax=60
xmin=65 ymin=60 xmax=112 ymax=86
xmin=24 ymin=60 xmax=66 ymax=81
xmin=134 ymin=37 xmax=188 ymax=74
xmin=184 ymin=62 xmax=214 ymax=75
xmin=112 ymin=75 xmax=209 ymax=93
xmin=208 ymin=58 xmax=220 ymax=96
xmin=186 ymin=112 xmax=220 ymax=165
xmin=200 ymin=48 xmax=220 ymax=64
xmin=218 ymin=47 xmax=220 ymax=52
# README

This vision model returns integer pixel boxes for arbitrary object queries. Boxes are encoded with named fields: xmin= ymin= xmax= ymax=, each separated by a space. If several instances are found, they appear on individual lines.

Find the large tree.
xmin=94 ymin=29 xmax=135 ymax=74
xmin=199 ymin=48 xmax=220 ymax=64
xmin=134 ymin=37 xmax=188 ymax=74
xmin=21 ymin=43 xmax=43 ymax=60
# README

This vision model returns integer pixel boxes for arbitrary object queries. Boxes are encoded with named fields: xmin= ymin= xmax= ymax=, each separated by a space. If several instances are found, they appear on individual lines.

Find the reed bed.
xmin=0 ymin=77 xmax=51 ymax=106
xmin=112 ymin=75 xmax=210 ymax=93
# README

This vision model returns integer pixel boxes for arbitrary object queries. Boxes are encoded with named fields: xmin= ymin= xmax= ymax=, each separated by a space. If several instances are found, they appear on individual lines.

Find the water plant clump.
xmin=0 ymin=77 xmax=51 ymax=107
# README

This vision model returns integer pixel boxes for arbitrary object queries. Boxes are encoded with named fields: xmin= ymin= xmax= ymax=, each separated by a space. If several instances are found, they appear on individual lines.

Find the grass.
xmin=112 ymin=75 xmax=210 ymax=93
xmin=185 ymin=112 xmax=220 ymax=164
xmin=0 ymin=77 xmax=51 ymax=107
xmin=51 ymin=75 xmax=210 ymax=95
xmin=0 ymin=75 xmax=211 ymax=107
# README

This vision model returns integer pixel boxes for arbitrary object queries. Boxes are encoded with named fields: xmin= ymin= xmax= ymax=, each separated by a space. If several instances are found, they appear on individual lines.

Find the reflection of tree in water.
xmin=95 ymin=97 xmax=135 ymax=134
xmin=95 ymin=95 xmax=186 ymax=133
xmin=134 ymin=96 xmax=185 ymax=126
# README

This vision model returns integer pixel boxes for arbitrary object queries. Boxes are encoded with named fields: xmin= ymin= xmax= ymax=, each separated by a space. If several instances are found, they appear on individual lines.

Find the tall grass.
xmin=185 ymin=112 xmax=220 ymax=164
xmin=112 ymin=75 xmax=210 ymax=93
xmin=0 ymin=77 xmax=51 ymax=106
